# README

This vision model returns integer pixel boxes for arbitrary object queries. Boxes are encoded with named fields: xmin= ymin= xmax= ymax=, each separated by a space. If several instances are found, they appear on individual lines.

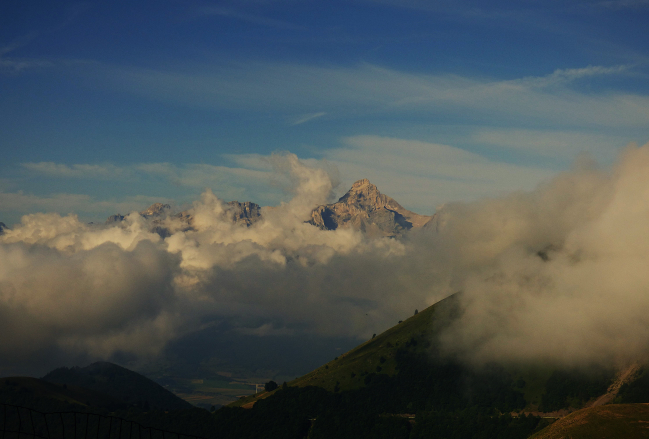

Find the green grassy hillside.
xmin=291 ymin=292 xmax=460 ymax=392
xmin=230 ymin=293 xmax=460 ymax=408
xmin=231 ymin=293 xmax=615 ymax=413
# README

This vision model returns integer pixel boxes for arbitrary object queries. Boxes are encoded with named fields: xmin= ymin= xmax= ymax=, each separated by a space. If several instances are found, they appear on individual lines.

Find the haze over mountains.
xmin=3 ymin=146 xmax=649 ymax=381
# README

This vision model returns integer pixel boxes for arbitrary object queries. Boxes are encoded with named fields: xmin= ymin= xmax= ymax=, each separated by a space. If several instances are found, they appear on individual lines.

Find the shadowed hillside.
xmin=0 ymin=377 xmax=127 ymax=413
xmin=43 ymin=362 xmax=191 ymax=411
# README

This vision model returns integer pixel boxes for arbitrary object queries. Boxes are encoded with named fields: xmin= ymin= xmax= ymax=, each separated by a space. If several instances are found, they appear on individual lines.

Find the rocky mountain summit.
xmin=309 ymin=179 xmax=433 ymax=237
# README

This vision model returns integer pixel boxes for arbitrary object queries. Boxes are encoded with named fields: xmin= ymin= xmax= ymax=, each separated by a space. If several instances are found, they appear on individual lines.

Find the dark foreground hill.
xmin=0 ymin=376 xmax=127 ymax=413
xmin=42 ymin=362 xmax=191 ymax=411
xmin=6 ymin=294 xmax=649 ymax=438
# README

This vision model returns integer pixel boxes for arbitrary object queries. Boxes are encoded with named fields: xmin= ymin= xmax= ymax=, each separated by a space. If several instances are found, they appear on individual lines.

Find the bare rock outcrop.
xmin=224 ymin=201 xmax=262 ymax=227
xmin=309 ymin=179 xmax=433 ymax=237
xmin=105 ymin=203 xmax=171 ymax=224
xmin=140 ymin=203 xmax=171 ymax=218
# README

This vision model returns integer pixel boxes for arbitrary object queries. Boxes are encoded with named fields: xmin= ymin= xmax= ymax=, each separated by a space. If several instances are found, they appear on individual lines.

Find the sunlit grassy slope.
xmin=229 ymin=293 xmax=461 ymax=407
xmin=229 ymin=291 xmax=621 ymax=412
xmin=290 ymin=293 xmax=460 ymax=391
xmin=529 ymin=404 xmax=649 ymax=439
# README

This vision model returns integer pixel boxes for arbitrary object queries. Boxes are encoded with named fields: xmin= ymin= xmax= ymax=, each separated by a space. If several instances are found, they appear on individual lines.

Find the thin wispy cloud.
xmin=13 ymin=161 xmax=287 ymax=223
xmin=515 ymin=65 xmax=631 ymax=88
xmin=291 ymin=112 xmax=327 ymax=126
xmin=471 ymin=129 xmax=628 ymax=162
xmin=597 ymin=0 xmax=649 ymax=8
xmin=0 ymin=191 xmax=173 ymax=223
xmin=22 ymin=162 xmax=124 ymax=178
xmin=23 ymin=161 xmax=272 ymax=187
xmin=0 ymin=34 xmax=51 ymax=73
xmin=196 ymin=6 xmax=305 ymax=30
xmin=322 ymin=136 xmax=554 ymax=214
xmin=90 ymin=61 xmax=647 ymax=129
xmin=19 ymin=133 xmax=556 ymax=220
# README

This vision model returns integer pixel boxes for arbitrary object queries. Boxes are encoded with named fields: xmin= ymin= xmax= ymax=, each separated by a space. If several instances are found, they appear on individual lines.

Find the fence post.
xmin=17 ymin=407 xmax=22 ymax=439
xmin=44 ymin=413 xmax=51 ymax=439
xmin=0 ymin=406 xmax=208 ymax=439
xmin=28 ymin=408 xmax=36 ymax=438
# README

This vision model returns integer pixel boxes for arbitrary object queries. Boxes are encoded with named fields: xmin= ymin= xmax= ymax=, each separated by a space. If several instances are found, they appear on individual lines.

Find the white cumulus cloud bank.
xmin=4 ymin=144 xmax=649 ymax=373
xmin=0 ymin=154 xmax=435 ymax=373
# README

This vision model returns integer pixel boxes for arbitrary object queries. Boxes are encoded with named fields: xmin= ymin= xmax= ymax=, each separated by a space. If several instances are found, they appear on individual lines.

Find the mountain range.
xmin=101 ymin=179 xmax=432 ymax=238
xmin=0 ymin=179 xmax=428 ymax=238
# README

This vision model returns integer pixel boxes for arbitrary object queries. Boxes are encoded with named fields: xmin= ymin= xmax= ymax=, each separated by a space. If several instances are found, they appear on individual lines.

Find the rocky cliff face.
xmin=225 ymin=201 xmax=262 ymax=226
xmin=309 ymin=179 xmax=433 ymax=237
xmin=140 ymin=203 xmax=171 ymax=218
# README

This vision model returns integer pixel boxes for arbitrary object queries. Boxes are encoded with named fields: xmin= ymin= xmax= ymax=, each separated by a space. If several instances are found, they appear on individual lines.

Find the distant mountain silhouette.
xmin=0 ymin=376 xmax=127 ymax=413
xmin=42 ymin=362 xmax=191 ymax=411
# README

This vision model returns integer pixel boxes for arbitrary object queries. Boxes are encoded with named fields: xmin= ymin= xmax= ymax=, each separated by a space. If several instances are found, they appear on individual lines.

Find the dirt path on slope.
xmin=587 ymin=362 xmax=641 ymax=407
xmin=517 ymin=363 xmax=642 ymax=419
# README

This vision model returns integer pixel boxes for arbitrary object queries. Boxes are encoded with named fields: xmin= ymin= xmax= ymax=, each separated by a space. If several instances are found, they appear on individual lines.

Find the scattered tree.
xmin=264 ymin=380 xmax=278 ymax=392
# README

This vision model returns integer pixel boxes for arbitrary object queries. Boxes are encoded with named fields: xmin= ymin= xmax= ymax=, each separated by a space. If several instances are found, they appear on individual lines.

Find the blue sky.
xmin=2 ymin=0 xmax=649 ymax=226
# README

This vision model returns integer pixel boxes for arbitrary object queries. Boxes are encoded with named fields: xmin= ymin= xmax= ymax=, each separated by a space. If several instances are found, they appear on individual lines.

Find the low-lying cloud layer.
xmin=436 ymin=143 xmax=649 ymax=367
xmin=3 ymin=145 xmax=649 ymax=374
